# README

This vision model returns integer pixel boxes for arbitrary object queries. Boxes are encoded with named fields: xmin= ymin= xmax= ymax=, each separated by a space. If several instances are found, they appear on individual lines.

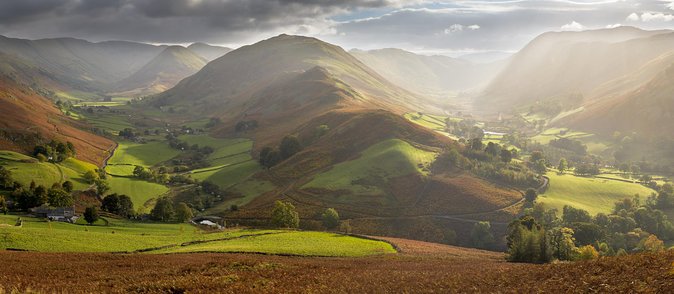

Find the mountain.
xmin=350 ymin=48 xmax=504 ymax=95
xmin=114 ymin=46 xmax=207 ymax=96
xmin=187 ymin=42 xmax=232 ymax=61
xmin=458 ymin=51 xmax=512 ymax=63
xmin=0 ymin=35 xmax=165 ymax=93
xmin=153 ymin=34 xmax=434 ymax=141
xmin=480 ymin=27 xmax=674 ymax=112
xmin=148 ymin=34 xmax=523 ymax=244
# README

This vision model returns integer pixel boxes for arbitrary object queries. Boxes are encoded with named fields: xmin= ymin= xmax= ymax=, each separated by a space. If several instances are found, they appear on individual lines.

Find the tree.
xmin=0 ymin=166 xmax=12 ymax=188
xmin=547 ymin=227 xmax=577 ymax=261
xmin=576 ymin=245 xmax=599 ymax=260
xmin=83 ymin=170 xmax=99 ymax=184
xmin=533 ymin=159 xmax=547 ymax=174
xmin=84 ymin=206 xmax=99 ymax=225
xmin=525 ymin=188 xmax=538 ymax=203
xmin=280 ymin=135 xmax=302 ymax=159
xmin=484 ymin=142 xmax=500 ymax=157
xmin=639 ymin=234 xmax=665 ymax=252
xmin=261 ymin=149 xmax=282 ymax=168
xmin=175 ymin=202 xmax=194 ymax=222
xmin=558 ymin=158 xmax=568 ymax=174
xmin=151 ymin=198 xmax=174 ymax=222
xmin=321 ymin=208 xmax=340 ymax=230
xmin=117 ymin=195 xmax=134 ymax=218
xmin=47 ymin=188 xmax=73 ymax=207
xmin=101 ymin=194 xmax=120 ymax=213
xmin=471 ymin=221 xmax=495 ymax=249
xmin=563 ymin=205 xmax=592 ymax=224
xmin=530 ymin=151 xmax=544 ymax=162
xmin=271 ymin=201 xmax=299 ymax=228
xmin=500 ymin=149 xmax=513 ymax=163
xmin=94 ymin=179 xmax=109 ymax=196
xmin=62 ymin=181 xmax=74 ymax=193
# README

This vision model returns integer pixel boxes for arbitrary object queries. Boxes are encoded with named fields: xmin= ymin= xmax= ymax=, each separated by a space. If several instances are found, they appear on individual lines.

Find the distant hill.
xmin=561 ymin=60 xmax=674 ymax=138
xmin=0 ymin=35 xmax=165 ymax=92
xmin=480 ymin=27 xmax=674 ymax=112
xmin=351 ymin=48 xmax=504 ymax=95
xmin=115 ymin=46 xmax=207 ymax=96
xmin=187 ymin=42 xmax=232 ymax=61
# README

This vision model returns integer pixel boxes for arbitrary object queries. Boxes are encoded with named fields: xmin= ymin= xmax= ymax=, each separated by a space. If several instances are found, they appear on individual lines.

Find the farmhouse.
xmin=31 ymin=205 xmax=78 ymax=223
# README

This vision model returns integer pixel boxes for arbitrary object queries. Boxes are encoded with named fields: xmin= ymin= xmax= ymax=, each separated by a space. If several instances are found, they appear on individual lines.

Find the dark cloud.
xmin=0 ymin=1 xmax=673 ymax=53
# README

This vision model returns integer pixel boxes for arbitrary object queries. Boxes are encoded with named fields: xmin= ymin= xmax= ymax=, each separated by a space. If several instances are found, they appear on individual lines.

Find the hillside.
xmin=480 ymin=27 xmax=674 ymax=112
xmin=152 ymin=34 xmax=432 ymax=123
xmin=351 ymin=48 xmax=503 ymax=95
xmin=0 ymin=35 xmax=165 ymax=92
xmin=0 ymin=77 xmax=114 ymax=165
xmin=561 ymin=60 xmax=674 ymax=138
xmin=115 ymin=46 xmax=207 ymax=96
xmin=187 ymin=42 xmax=233 ymax=61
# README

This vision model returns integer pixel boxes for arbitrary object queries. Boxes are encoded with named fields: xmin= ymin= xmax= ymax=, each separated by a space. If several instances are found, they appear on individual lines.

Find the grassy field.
xmin=107 ymin=141 xmax=180 ymax=167
xmin=0 ymin=215 xmax=393 ymax=257
xmin=155 ymin=231 xmax=396 ymax=256
xmin=538 ymin=172 xmax=656 ymax=215
xmin=531 ymin=127 xmax=611 ymax=154
xmin=82 ymin=113 xmax=134 ymax=133
xmin=0 ymin=214 xmax=275 ymax=252
xmin=106 ymin=176 xmax=169 ymax=211
xmin=404 ymin=113 xmax=459 ymax=140
xmin=303 ymin=139 xmax=437 ymax=195
xmin=0 ymin=151 xmax=97 ymax=190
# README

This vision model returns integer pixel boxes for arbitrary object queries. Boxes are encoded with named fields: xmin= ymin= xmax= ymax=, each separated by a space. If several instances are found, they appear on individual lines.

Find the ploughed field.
xmin=0 ymin=238 xmax=672 ymax=293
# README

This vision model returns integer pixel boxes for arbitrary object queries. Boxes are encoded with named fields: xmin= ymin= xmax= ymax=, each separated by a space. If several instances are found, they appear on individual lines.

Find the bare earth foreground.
xmin=1 ymin=238 xmax=673 ymax=293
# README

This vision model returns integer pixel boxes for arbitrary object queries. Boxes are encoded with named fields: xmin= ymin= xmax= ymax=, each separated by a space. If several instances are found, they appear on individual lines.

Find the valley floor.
xmin=1 ymin=238 xmax=672 ymax=293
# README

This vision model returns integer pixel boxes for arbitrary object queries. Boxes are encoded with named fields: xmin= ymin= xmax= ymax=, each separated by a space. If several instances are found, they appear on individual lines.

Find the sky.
xmin=2 ymin=0 xmax=674 ymax=56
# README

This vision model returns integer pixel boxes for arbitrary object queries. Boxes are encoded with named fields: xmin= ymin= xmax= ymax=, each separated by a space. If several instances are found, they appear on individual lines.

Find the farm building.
xmin=31 ymin=205 xmax=78 ymax=223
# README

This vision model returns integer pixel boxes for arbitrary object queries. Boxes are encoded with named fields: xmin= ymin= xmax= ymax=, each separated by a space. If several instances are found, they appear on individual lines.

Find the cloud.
xmin=444 ymin=24 xmax=465 ymax=34
xmin=605 ymin=23 xmax=621 ymax=29
xmin=640 ymin=12 xmax=674 ymax=22
xmin=626 ymin=12 xmax=640 ymax=21
xmin=0 ymin=0 xmax=673 ymax=54
xmin=560 ymin=21 xmax=585 ymax=31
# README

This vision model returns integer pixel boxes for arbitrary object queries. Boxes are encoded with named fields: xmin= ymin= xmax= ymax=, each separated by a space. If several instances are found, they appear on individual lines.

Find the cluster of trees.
xmin=118 ymin=128 xmax=137 ymax=140
xmin=235 ymin=120 xmax=258 ymax=132
xmin=132 ymin=166 xmax=170 ymax=184
xmin=259 ymin=135 xmax=302 ymax=168
xmin=101 ymin=194 xmax=134 ymax=218
xmin=12 ymin=181 xmax=75 ymax=210
xmin=83 ymin=169 xmax=109 ymax=195
xmin=150 ymin=198 xmax=194 ymax=223
xmin=549 ymin=138 xmax=587 ymax=155
xmin=33 ymin=140 xmax=76 ymax=162
xmin=433 ymin=139 xmax=539 ymax=188
xmin=507 ymin=194 xmax=672 ymax=263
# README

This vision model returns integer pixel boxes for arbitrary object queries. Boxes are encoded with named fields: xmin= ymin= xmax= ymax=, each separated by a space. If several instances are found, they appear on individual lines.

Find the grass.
xmin=207 ymin=178 xmax=277 ymax=214
xmin=154 ymin=231 xmax=396 ymax=257
xmin=0 ymin=215 xmax=394 ymax=257
xmin=81 ymin=113 xmax=134 ymax=133
xmin=538 ymin=172 xmax=656 ymax=215
xmin=0 ymin=214 xmax=274 ymax=252
xmin=303 ymin=139 xmax=436 ymax=195
xmin=0 ymin=151 xmax=97 ymax=190
xmin=106 ymin=176 xmax=169 ymax=211
xmin=108 ymin=141 xmax=180 ymax=167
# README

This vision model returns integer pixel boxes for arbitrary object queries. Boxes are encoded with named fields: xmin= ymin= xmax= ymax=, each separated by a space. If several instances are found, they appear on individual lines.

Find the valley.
xmin=1 ymin=21 xmax=674 ymax=292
